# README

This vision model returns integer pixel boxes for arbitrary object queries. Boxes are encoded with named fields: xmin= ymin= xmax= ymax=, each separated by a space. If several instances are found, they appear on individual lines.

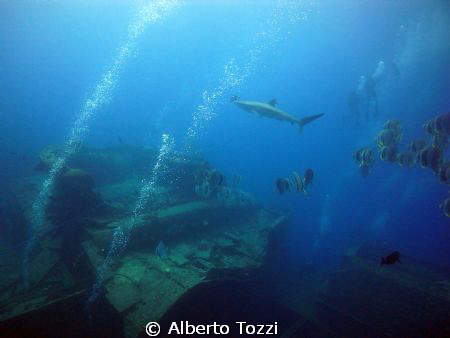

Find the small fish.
xmin=354 ymin=147 xmax=374 ymax=168
xmin=376 ymin=128 xmax=401 ymax=149
xmin=303 ymin=168 xmax=314 ymax=189
xmin=292 ymin=171 xmax=306 ymax=194
xmin=155 ymin=240 xmax=168 ymax=260
xmin=362 ymin=149 xmax=374 ymax=166
xmin=380 ymin=145 xmax=398 ymax=163
xmin=380 ymin=251 xmax=401 ymax=265
xmin=431 ymin=133 xmax=448 ymax=149
xmin=417 ymin=146 xmax=442 ymax=173
xmin=434 ymin=112 xmax=450 ymax=135
xmin=438 ymin=162 xmax=450 ymax=184
xmin=397 ymin=151 xmax=415 ymax=167
xmin=275 ymin=178 xmax=291 ymax=194
xmin=424 ymin=119 xmax=435 ymax=134
xmin=117 ymin=136 xmax=124 ymax=145
xmin=353 ymin=148 xmax=364 ymax=163
xmin=439 ymin=198 xmax=450 ymax=217
xmin=424 ymin=112 xmax=450 ymax=135
xmin=408 ymin=139 xmax=427 ymax=154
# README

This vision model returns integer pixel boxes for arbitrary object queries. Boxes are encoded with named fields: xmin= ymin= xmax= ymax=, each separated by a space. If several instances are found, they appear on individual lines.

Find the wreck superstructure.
xmin=0 ymin=145 xmax=285 ymax=337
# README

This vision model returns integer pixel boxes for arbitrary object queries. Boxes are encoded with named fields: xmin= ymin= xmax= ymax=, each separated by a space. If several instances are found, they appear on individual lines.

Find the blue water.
xmin=1 ymin=0 xmax=449 ymax=275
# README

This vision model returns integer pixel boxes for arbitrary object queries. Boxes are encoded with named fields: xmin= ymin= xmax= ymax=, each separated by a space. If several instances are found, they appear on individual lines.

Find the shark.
xmin=231 ymin=97 xmax=324 ymax=132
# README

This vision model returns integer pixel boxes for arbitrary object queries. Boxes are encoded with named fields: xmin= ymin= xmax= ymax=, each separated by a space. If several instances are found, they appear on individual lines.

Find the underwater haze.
xmin=0 ymin=0 xmax=449 ymax=337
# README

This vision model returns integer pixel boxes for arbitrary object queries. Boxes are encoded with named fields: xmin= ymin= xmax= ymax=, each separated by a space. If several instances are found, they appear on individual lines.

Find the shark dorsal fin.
xmin=268 ymin=99 xmax=277 ymax=106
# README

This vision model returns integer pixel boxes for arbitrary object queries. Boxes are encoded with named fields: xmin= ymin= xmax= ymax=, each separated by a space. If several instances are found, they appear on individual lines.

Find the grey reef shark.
xmin=231 ymin=96 xmax=324 ymax=132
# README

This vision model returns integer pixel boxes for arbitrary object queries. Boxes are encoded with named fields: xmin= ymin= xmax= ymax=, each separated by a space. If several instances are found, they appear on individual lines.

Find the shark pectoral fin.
xmin=268 ymin=98 xmax=278 ymax=106
xmin=299 ymin=113 xmax=325 ymax=131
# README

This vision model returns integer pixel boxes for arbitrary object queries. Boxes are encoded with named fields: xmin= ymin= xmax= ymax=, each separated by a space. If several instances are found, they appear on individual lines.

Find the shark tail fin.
xmin=298 ymin=113 xmax=325 ymax=132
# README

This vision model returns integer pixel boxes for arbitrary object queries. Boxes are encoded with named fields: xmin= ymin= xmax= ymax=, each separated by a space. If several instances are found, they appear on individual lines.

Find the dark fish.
xmin=380 ymin=145 xmax=398 ymax=162
xmin=376 ymin=128 xmax=401 ymax=148
xmin=417 ymin=148 xmax=427 ymax=167
xmin=354 ymin=148 xmax=364 ymax=163
xmin=359 ymin=148 xmax=374 ymax=166
xmin=275 ymin=178 xmax=291 ymax=194
xmin=409 ymin=139 xmax=427 ymax=153
xmin=424 ymin=113 xmax=450 ymax=135
xmin=275 ymin=178 xmax=284 ymax=194
xmin=155 ymin=240 xmax=168 ymax=260
xmin=362 ymin=149 xmax=374 ymax=166
xmin=434 ymin=112 xmax=450 ymax=135
xmin=380 ymin=251 xmax=401 ymax=265
xmin=354 ymin=148 xmax=373 ymax=166
xmin=117 ymin=136 xmax=124 ymax=144
xmin=304 ymin=168 xmax=314 ymax=188
xmin=418 ymin=146 xmax=442 ymax=173
xmin=439 ymin=198 xmax=450 ymax=217
xmin=432 ymin=133 xmax=448 ymax=149
xmin=424 ymin=119 xmax=435 ymax=134
xmin=354 ymin=148 xmax=374 ymax=175
xmin=397 ymin=151 xmax=415 ymax=167
xmin=438 ymin=162 xmax=450 ymax=184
